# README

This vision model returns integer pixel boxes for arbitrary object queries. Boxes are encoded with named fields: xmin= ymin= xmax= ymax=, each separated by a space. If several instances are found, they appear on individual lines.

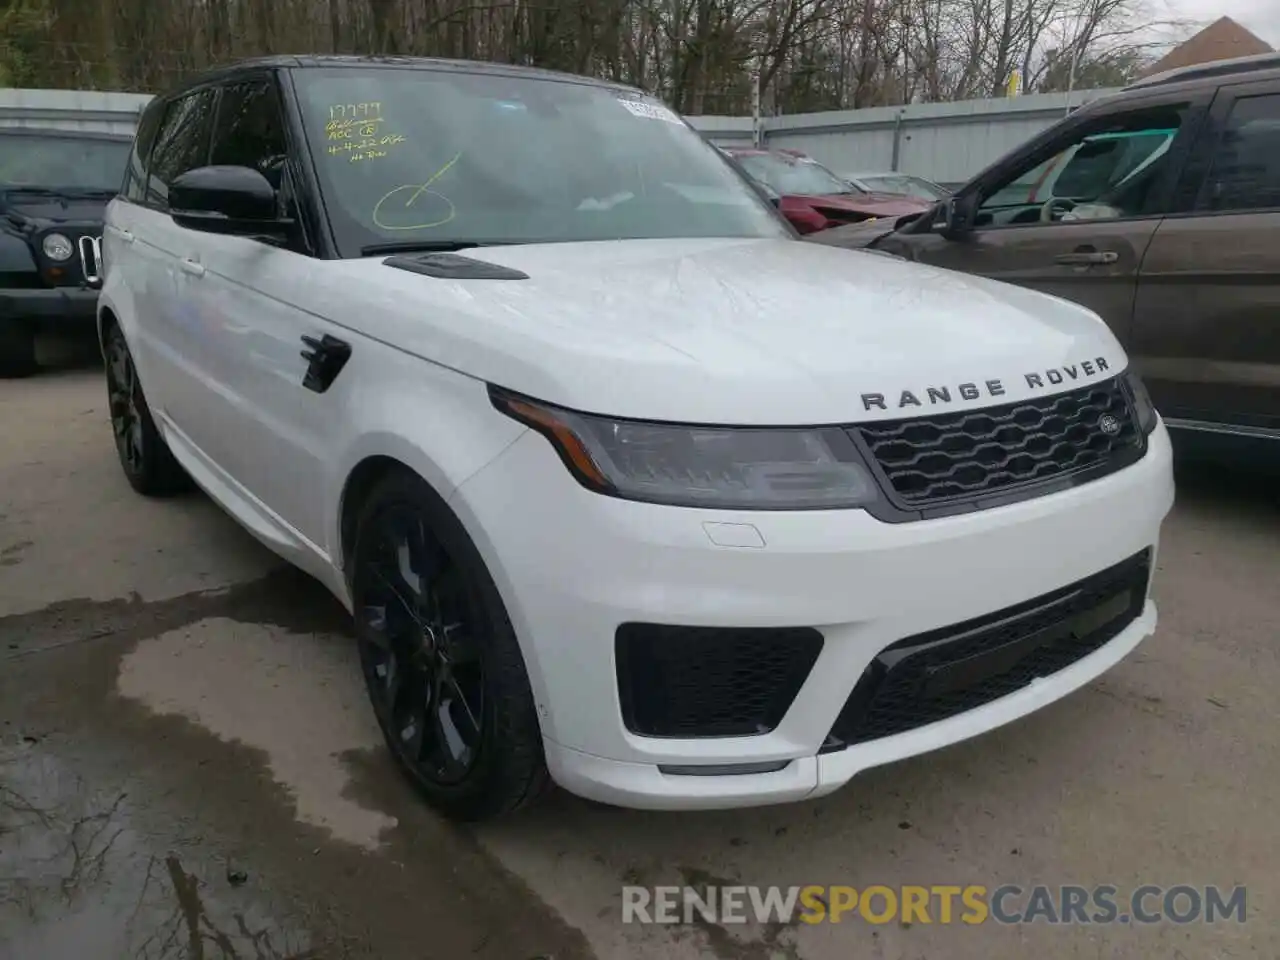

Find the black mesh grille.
xmin=826 ymin=550 xmax=1151 ymax=749
xmin=616 ymin=624 xmax=823 ymax=738
xmin=853 ymin=378 xmax=1142 ymax=509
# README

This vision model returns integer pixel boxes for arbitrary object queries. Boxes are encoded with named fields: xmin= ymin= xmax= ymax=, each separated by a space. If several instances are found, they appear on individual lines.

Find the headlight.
xmin=1122 ymin=369 xmax=1158 ymax=435
xmin=491 ymin=388 xmax=879 ymax=510
xmin=42 ymin=232 xmax=74 ymax=261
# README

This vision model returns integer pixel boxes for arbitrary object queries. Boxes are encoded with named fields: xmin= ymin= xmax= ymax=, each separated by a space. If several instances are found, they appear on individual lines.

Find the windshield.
xmin=292 ymin=68 xmax=788 ymax=253
xmin=733 ymin=152 xmax=851 ymax=196
xmin=0 ymin=134 xmax=128 ymax=191
xmin=861 ymin=175 xmax=947 ymax=201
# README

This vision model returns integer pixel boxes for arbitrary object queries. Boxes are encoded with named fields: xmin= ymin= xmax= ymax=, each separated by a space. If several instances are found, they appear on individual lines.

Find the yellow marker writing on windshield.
xmin=372 ymin=152 xmax=464 ymax=232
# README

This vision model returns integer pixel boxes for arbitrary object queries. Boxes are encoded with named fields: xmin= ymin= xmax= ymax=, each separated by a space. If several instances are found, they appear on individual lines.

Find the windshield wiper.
xmin=359 ymin=240 xmax=514 ymax=257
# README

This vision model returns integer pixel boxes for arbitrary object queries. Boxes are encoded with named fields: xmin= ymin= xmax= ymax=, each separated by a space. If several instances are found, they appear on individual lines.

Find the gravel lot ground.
xmin=2 ymin=350 xmax=1278 ymax=960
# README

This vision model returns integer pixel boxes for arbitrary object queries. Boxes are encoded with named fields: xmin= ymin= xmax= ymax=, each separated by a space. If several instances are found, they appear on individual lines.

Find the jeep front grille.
xmin=850 ymin=377 xmax=1144 ymax=514
xmin=78 ymin=234 xmax=103 ymax=285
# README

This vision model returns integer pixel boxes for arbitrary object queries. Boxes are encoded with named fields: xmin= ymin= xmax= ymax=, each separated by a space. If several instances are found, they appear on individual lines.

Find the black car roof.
xmin=0 ymin=126 xmax=132 ymax=143
xmin=170 ymin=55 xmax=643 ymax=98
xmin=1125 ymin=51 xmax=1280 ymax=91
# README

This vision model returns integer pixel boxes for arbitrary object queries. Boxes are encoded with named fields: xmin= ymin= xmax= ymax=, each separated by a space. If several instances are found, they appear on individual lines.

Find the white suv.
xmin=99 ymin=56 xmax=1174 ymax=821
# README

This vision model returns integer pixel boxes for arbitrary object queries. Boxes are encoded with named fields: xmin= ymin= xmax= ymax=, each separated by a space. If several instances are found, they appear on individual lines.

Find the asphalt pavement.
xmin=2 ymin=349 xmax=1277 ymax=960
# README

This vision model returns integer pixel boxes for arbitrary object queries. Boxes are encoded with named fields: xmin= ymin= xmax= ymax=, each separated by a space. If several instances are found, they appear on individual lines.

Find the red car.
xmin=724 ymin=147 xmax=932 ymax=234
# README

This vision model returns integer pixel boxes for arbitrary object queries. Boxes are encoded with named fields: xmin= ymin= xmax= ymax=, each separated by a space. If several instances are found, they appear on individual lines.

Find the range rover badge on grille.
xmin=1099 ymin=414 xmax=1121 ymax=436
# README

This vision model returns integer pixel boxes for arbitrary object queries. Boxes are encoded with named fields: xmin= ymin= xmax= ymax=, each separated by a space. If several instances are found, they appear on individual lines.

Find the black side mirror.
xmin=938 ymin=194 xmax=977 ymax=240
xmin=169 ymin=165 xmax=292 ymax=238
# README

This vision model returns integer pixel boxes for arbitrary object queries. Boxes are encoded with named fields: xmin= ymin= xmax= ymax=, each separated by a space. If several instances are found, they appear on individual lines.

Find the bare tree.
xmin=0 ymin=0 xmax=1188 ymax=112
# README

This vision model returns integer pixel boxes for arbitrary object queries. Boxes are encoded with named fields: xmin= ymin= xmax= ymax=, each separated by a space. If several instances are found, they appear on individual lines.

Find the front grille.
xmin=616 ymin=624 xmax=823 ymax=738
xmin=852 ymin=378 xmax=1143 ymax=511
xmin=825 ymin=549 xmax=1151 ymax=750
xmin=77 ymin=234 xmax=103 ymax=285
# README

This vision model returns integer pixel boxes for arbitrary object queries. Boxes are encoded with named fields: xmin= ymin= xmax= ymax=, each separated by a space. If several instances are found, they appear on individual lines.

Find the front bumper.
xmin=0 ymin=287 xmax=99 ymax=328
xmin=452 ymin=420 xmax=1175 ymax=810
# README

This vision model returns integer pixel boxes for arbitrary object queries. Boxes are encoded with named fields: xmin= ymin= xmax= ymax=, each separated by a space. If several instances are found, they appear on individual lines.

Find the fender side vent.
xmin=382 ymin=252 xmax=528 ymax=280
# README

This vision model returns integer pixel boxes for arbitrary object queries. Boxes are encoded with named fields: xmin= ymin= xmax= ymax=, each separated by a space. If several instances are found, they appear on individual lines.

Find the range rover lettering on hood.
xmin=860 ymin=355 xmax=1113 ymax=412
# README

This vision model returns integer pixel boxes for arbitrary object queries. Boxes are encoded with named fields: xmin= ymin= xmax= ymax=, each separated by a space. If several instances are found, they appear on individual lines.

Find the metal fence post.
xmin=890 ymin=109 xmax=904 ymax=171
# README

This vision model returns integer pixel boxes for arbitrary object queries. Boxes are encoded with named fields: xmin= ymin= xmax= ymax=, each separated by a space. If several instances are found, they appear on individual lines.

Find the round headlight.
xmin=42 ymin=233 xmax=74 ymax=261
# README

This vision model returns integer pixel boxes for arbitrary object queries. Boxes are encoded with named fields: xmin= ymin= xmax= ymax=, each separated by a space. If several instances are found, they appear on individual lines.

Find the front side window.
xmin=0 ymin=134 xmax=129 ymax=193
xmin=734 ymin=152 xmax=853 ymax=197
xmin=291 ymin=67 xmax=788 ymax=255
xmin=210 ymin=79 xmax=289 ymax=192
xmin=977 ymin=105 xmax=1187 ymax=227
xmin=1201 ymin=93 xmax=1280 ymax=212
xmin=146 ymin=88 xmax=218 ymax=210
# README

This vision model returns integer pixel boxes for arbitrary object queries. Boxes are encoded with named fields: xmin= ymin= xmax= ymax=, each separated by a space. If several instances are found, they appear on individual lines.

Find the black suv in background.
xmin=0 ymin=127 xmax=132 ymax=377
xmin=814 ymin=52 xmax=1280 ymax=451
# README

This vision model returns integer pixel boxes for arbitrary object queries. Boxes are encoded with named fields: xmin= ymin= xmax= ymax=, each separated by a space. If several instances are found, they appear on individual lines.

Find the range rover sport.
xmin=99 ymin=56 xmax=1174 ymax=820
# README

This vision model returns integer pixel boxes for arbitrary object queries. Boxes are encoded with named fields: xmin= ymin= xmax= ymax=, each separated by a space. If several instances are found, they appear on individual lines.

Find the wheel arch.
xmin=337 ymin=453 xmax=408 ymax=572
xmin=333 ymin=436 xmax=485 ymax=578
xmin=328 ymin=386 xmax=527 ymax=581
xmin=96 ymin=302 xmax=119 ymax=354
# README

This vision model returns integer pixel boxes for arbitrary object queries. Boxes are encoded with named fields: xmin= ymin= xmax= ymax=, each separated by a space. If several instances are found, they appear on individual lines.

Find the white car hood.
xmin=316 ymin=237 xmax=1127 ymax=425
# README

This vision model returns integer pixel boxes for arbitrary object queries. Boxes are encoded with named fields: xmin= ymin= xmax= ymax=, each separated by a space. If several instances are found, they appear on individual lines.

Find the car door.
xmin=1130 ymin=79 xmax=1280 ymax=434
xmin=880 ymin=90 xmax=1212 ymax=349
xmin=103 ymin=97 xmax=166 ymax=386
xmin=175 ymin=74 xmax=335 ymax=550
xmin=128 ymin=87 xmax=220 ymax=440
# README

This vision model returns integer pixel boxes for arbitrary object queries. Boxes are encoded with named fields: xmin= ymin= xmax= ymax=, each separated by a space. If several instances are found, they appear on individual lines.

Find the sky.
xmin=1162 ymin=0 xmax=1280 ymax=47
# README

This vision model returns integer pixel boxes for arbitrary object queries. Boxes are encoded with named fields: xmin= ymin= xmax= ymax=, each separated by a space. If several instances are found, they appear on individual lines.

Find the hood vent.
xmin=382 ymin=252 xmax=528 ymax=280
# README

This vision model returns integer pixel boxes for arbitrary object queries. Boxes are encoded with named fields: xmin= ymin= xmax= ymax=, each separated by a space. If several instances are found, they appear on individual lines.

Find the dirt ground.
xmin=2 ymin=348 xmax=1278 ymax=960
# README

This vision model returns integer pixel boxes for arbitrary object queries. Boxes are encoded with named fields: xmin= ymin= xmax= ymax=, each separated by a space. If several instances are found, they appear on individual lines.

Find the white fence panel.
xmin=0 ymin=88 xmax=153 ymax=136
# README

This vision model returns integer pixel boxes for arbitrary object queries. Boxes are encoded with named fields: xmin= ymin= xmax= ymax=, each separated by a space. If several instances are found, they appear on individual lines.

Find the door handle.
xmin=179 ymin=258 xmax=205 ymax=277
xmin=1054 ymin=250 xmax=1118 ymax=266
xmin=114 ymin=228 xmax=135 ymax=244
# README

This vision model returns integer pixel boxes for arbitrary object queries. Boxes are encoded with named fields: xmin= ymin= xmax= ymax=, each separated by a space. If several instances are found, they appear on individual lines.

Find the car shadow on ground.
xmin=32 ymin=331 xmax=102 ymax=374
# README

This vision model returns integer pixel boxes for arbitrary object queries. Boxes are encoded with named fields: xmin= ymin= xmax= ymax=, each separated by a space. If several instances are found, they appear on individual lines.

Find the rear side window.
xmin=122 ymin=100 xmax=163 ymax=203
xmin=1202 ymin=93 xmax=1280 ymax=212
xmin=146 ymin=88 xmax=218 ymax=210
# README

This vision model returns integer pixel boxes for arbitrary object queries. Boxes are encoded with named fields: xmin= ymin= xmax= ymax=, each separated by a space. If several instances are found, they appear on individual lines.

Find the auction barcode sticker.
xmin=618 ymin=98 xmax=683 ymax=124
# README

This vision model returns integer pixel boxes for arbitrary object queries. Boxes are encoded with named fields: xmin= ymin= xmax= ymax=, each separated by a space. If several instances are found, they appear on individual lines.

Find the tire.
xmin=0 ymin=322 xmax=37 ymax=378
xmin=102 ymin=322 xmax=192 ymax=497
xmin=349 ymin=469 xmax=549 ymax=821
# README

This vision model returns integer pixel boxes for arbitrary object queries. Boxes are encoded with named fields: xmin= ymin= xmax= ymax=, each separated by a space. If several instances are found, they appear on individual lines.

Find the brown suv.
xmin=813 ymin=53 xmax=1280 ymax=447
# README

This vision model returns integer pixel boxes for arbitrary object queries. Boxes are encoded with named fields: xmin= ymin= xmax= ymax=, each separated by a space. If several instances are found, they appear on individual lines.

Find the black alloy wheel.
xmin=350 ymin=470 xmax=548 ymax=820
xmin=103 ymin=322 xmax=191 ymax=496
xmin=358 ymin=503 xmax=486 ymax=785
xmin=106 ymin=328 xmax=144 ymax=475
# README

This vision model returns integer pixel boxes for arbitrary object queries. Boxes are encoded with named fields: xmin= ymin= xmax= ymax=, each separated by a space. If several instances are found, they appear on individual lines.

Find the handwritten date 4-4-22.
xmin=327 ymin=135 xmax=406 ymax=158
